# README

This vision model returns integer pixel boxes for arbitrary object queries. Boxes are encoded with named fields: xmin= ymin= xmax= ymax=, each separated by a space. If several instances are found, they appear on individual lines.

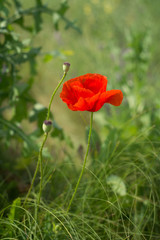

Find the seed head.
xmin=63 ymin=62 xmax=70 ymax=73
xmin=42 ymin=120 xmax=52 ymax=133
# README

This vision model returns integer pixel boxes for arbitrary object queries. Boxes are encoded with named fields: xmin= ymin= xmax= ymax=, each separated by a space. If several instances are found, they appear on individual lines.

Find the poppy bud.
xmin=42 ymin=120 xmax=52 ymax=133
xmin=63 ymin=62 xmax=70 ymax=73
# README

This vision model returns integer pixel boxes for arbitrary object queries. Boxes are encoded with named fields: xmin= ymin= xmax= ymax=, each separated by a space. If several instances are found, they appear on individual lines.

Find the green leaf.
xmin=29 ymin=103 xmax=48 ymax=122
xmin=0 ymin=20 xmax=7 ymax=28
xmin=13 ymin=99 xmax=28 ymax=122
xmin=11 ymin=87 xmax=19 ymax=103
xmin=0 ymin=2 xmax=10 ymax=17
xmin=43 ymin=54 xmax=53 ymax=63
xmin=0 ymin=117 xmax=36 ymax=150
xmin=22 ymin=38 xmax=31 ymax=47
xmin=51 ymin=120 xmax=64 ymax=140
xmin=36 ymin=0 xmax=43 ymax=6
xmin=13 ymin=0 xmax=22 ymax=10
xmin=8 ymin=197 xmax=21 ymax=221
xmin=58 ymin=0 xmax=69 ymax=16
xmin=106 ymin=175 xmax=127 ymax=196
xmin=53 ymin=12 xmax=61 ymax=30
xmin=33 ymin=2 xmax=43 ymax=33
xmin=29 ymin=103 xmax=48 ymax=136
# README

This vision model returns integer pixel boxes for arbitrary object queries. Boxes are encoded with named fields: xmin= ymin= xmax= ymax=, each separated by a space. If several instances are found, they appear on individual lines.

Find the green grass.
xmin=1 ymin=132 xmax=160 ymax=239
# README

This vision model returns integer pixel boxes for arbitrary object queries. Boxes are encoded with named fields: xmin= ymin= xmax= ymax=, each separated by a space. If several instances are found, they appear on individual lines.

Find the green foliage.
xmin=29 ymin=103 xmax=48 ymax=136
xmin=106 ymin=175 xmax=127 ymax=196
xmin=0 ymin=0 xmax=160 ymax=239
xmin=0 ymin=0 xmax=78 ymax=230
xmin=8 ymin=197 xmax=21 ymax=222
xmin=0 ymin=0 xmax=78 ymax=169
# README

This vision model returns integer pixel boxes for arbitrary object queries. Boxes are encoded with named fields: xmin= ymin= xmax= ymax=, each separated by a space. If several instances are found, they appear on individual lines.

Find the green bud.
xmin=63 ymin=62 xmax=70 ymax=73
xmin=42 ymin=120 xmax=52 ymax=133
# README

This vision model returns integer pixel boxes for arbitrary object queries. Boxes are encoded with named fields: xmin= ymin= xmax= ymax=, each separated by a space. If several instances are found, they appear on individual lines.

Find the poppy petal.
xmin=105 ymin=90 xmax=123 ymax=106
xmin=82 ymin=73 xmax=107 ymax=94
xmin=60 ymin=82 xmax=77 ymax=104
xmin=72 ymin=92 xmax=102 ymax=112
xmin=60 ymin=81 xmax=94 ymax=105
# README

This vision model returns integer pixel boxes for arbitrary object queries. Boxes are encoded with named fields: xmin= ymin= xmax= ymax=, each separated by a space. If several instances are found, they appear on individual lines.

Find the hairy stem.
xmin=67 ymin=112 xmax=93 ymax=212
xmin=46 ymin=72 xmax=66 ymax=120
xmin=37 ymin=133 xmax=48 ymax=204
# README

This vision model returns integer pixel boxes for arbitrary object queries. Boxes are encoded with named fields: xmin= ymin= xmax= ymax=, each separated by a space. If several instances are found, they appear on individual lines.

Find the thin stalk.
xmin=46 ymin=72 xmax=66 ymax=120
xmin=67 ymin=112 xmax=94 ymax=212
xmin=23 ymin=157 xmax=40 ymax=206
xmin=33 ymin=133 xmax=47 ymax=240
xmin=24 ymin=72 xmax=67 ymax=206
xmin=37 ymin=133 xmax=48 ymax=204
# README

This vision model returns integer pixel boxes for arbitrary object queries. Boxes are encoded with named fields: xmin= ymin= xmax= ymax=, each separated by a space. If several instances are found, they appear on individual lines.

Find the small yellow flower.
xmin=84 ymin=4 xmax=92 ymax=15
xmin=62 ymin=50 xmax=74 ymax=56
xmin=103 ymin=2 xmax=113 ymax=14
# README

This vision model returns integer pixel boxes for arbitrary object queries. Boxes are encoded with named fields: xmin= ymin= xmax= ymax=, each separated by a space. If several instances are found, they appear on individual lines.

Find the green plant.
xmin=0 ymin=1 xmax=160 ymax=239
xmin=0 ymin=0 xmax=78 ymax=204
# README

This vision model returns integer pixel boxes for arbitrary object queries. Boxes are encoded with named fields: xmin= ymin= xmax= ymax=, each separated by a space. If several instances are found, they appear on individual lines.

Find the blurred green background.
xmin=21 ymin=0 xmax=160 ymax=144
xmin=1 ymin=0 xmax=160 ymax=238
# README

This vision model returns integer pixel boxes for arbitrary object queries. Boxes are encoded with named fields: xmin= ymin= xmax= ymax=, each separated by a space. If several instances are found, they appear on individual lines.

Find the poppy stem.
xmin=24 ymin=72 xmax=67 ymax=207
xmin=37 ymin=132 xmax=48 ymax=204
xmin=46 ymin=72 xmax=66 ymax=120
xmin=67 ymin=112 xmax=94 ymax=213
xmin=38 ymin=72 xmax=67 ymax=203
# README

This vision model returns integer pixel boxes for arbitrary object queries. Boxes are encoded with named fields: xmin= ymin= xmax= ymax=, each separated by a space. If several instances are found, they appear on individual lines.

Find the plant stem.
xmin=67 ymin=112 xmax=94 ymax=213
xmin=24 ymin=72 xmax=67 ymax=206
xmin=37 ymin=133 xmax=48 ymax=204
xmin=46 ymin=72 xmax=66 ymax=120
xmin=23 ymin=155 xmax=40 ymax=206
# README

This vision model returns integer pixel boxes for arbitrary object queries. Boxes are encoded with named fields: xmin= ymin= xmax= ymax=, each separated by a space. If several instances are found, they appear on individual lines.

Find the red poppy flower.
xmin=60 ymin=73 xmax=123 ymax=112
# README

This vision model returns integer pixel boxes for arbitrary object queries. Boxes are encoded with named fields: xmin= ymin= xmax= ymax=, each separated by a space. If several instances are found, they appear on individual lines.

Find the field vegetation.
xmin=0 ymin=0 xmax=160 ymax=239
